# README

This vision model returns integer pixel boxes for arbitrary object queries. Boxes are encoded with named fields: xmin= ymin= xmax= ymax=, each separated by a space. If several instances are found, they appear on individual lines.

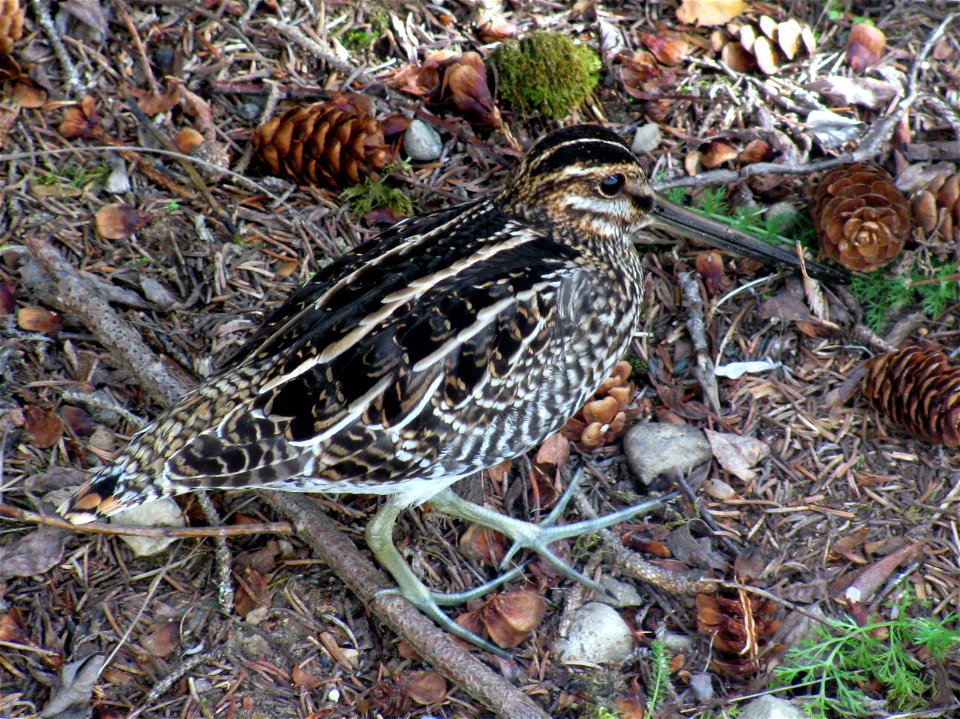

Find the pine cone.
xmin=811 ymin=163 xmax=912 ymax=272
xmin=0 ymin=0 xmax=23 ymax=55
xmin=561 ymin=360 xmax=639 ymax=449
xmin=897 ymin=163 xmax=959 ymax=244
xmin=253 ymin=93 xmax=407 ymax=189
xmin=696 ymin=589 xmax=779 ymax=677
xmin=861 ymin=342 xmax=960 ymax=447
xmin=710 ymin=16 xmax=815 ymax=75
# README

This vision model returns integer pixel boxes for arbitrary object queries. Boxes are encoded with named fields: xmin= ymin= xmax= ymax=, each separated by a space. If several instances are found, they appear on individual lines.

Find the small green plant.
xmin=165 ymin=201 xmax=180 ymax=213
xmin=686 ymin=186 xmax=818 ymax=252
xmin=773 ymin=592 xmax=960 ymax=719
xmin=340 ymin=161 xmax=414 ymax=218
xmin=646 ymin=639 xmax=671 ymax=715
xmin=851 ymin=261 xmax=959 ymax=332
xmin=343 ymin=28 xmax=374 ymax=52
xmin=494 ymin=32 xmax=601 ymax=120
xmin=37 ymin=161 xmax=111 ymax=189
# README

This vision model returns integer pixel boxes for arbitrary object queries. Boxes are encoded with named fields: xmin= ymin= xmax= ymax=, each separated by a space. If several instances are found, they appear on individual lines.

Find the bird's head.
xmin=497 ymin=125 xmax=656 ymax=244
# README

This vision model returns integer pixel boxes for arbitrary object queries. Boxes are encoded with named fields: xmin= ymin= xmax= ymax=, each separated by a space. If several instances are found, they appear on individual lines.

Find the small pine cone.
xmin=561 ymin=360 xmax=638 ymax=449
xmin=253 ymin=93 xmax=407 ymax=189
xmin=695 ymin=589 xmax=779 ymax=678
xmin=0 ymin=0 xmax=23 ymax=55
xmin=709 ymin=16 xmax=815 ymax=76
xmin=861 ymin=342 xmax=960 ymax=447
xmin=811 ymin=163 xmax=912 ymax=272
xmin=897 ymin=164 xmax=960 ymax=243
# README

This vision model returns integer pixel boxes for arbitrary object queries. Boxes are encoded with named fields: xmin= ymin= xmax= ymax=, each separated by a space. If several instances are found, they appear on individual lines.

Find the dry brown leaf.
xmin=139 ymin=621 xmax=180 ymax=658
xmin=291 ymin=662 xmax=324 ymax=690
xmin=479 ymin=590 xmax=547 ymax=648
xmin=405 ymin=671 xmax=447 ymax=705
xmin=696 ymin=251 xmax=727 ymax=295
xmin=95 ymin=203 xmax=153 ymax=240
xmin=704 ymin=429 xmax=770 ymax=482
xmin=640 ymin=31 xmax=692 ymax=67
xmin=24 ymin=405 xmax=64 ymax=448
xmin=700 ymin=140 xmax=738 ymax=169
xmin=832 ymin=542 xmax=923 ymax=603
xmin=847 ymin=23 xmax=886 ymax=72
xmin=676 ymin=0 xmax=746 ymax=26
xmin=11 ymin=80 xmax=47 ymax=108
xmin=174 ymin=127 xmax=205 ymax=154
xmin=17 ymin=306 xmax=60 ymax=333
xmin=59 ymin=96 xmax=104 ymax=139
xmin=0 ymin=525 xmax=69 ymax=579
xmin=459 ymin=523 xmax=506 ymax=566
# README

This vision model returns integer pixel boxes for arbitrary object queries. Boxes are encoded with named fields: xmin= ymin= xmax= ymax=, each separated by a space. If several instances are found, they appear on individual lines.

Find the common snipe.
xmin=61 ymin=124 xmax=844 ymax=652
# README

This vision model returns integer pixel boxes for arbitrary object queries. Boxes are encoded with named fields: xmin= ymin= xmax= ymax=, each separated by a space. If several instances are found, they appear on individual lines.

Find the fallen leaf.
xmin=832 ymin=542 xmax=923 ymax=603
xmin=700 ymin=141 xmax=738 ymax=169
xmin=640 ymin=31 xmax=692 ymax=67
xmin=95 ymin=203 xmax=152 ymax=240
xmin=24 ymin=405 xmax=65 ymax=448
xmin=806 ymin=75 xmax=899 ymax=109
xmin=676 ymin=0 xmax=746 ymax=26
xmin=17 ymin=306 xmax=60 ymax=333
xmin=847 ymin=23 xmax=886 ymax=72
xmin=704 ymin=429 xmax=770 ymax=482
xmin=479 ymin=590 xmax=547 ymax=648
xmin=139 ymin=621 xmax=180 ymax=658
xmin=292 ymin=662 xmax=324 ymax=690
xmin=405 ymin=670 xmax=447 ymax=705
xmin=0 ymin=526 xmax=70 ymax=580
xmin=39 ymin=655 xmax=105 ymax=718
xmin=59 ymin=96 xmax=104 ymax=139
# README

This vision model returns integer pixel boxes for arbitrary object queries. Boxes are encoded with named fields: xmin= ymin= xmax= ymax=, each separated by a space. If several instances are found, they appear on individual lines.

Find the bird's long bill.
xmin=650 ymin=194 xmax=849 ymax=284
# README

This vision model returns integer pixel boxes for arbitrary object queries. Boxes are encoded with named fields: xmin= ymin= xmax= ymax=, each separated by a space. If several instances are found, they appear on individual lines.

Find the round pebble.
xmin=403 ymin=119 xmax=443 ymax=162
xmin=558 ymin=602 xmax=634 ymax=664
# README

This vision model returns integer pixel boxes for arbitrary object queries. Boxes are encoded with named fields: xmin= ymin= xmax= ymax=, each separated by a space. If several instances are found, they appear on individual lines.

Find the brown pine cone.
xmin=561 ymin=360 xmax=639 ymax=449
xmin=253 ymin=93 xmax=407 ymax=189
xmin=811 ymin=163 xmax=912 ymax=272
xmin=696 ymin=589 xmax=779 ymax=677
xmin=861 ymin=342 xmax=960 ymax=447
xmin=897 ymin=164 xmax=959 ymax=244
xmin=0 ymin=0 xmax=23 ymax=55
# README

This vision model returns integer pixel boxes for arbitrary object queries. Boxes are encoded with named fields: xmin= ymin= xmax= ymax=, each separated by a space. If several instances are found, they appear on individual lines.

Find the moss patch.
xmin=494 ymin=32 xmax=601 ymax=120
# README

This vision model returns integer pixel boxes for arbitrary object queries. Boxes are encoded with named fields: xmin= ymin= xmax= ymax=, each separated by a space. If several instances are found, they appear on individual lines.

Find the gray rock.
xmin=739 ymin=695 xmax=808 ymax=719
xmin=403 ymin=119 xmax=443 ymax=162
xmin=558 ymin=602 xmax=633 ymax=664
xmin=631 ymin=123 xmax=662 ymax=155
xmin=689 ymin=672 xmax=714 ymax=702
xmin=624 ymin=422 xmax=712 ymax=485
xmin=597 ymin=577 xmax=643 ymax=607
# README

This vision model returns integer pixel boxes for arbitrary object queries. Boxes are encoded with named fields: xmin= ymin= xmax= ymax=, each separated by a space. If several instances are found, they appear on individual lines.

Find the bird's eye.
xmin=598 ymin=174 xmax=625 ymax=197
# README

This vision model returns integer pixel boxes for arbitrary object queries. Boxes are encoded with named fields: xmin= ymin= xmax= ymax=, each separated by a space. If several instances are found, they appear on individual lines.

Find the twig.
xmin=194 ymin=491 xmax=235 ymax=615
xmin=904 ymin=13 xmax=957 ymax=109
xmin=679 ymin=271 xmax=721 ymax=414
xmin=0 ymin=503 xmax=292 ymax=538
xmin=29 ymin=0 xmax=84 ymax=97
xmin=264 ymin=491 xmax=552 ymax=719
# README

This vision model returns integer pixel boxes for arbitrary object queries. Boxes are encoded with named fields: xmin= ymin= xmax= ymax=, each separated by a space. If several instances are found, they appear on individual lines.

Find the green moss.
xmin=494 ymin=32 xmax=601 ymax=120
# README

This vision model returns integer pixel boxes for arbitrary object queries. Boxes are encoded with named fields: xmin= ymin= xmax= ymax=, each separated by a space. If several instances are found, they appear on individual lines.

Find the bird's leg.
xmin=365 ymin=495 xmax=511 ymax=657
xmin=427 ymin=476 xmax=678 ymax=594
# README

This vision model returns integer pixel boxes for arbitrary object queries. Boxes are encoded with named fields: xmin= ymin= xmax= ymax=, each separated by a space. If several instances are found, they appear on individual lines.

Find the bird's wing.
xmin=161 ymin=203 xmax=586 ymax=490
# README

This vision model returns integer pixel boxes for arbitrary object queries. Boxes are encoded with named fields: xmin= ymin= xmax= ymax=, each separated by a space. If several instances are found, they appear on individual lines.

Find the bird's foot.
xmin=428 ymin=467 xmax=678 ymax=594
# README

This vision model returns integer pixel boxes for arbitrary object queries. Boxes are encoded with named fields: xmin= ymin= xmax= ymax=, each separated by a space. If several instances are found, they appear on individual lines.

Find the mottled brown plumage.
xmin=61 ymin=124 xmax=844 ymax=652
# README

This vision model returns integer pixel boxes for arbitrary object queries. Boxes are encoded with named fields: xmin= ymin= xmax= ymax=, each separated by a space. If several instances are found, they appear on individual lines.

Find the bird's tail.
xmin=58 ymin=466 xmax=161 ymax=524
